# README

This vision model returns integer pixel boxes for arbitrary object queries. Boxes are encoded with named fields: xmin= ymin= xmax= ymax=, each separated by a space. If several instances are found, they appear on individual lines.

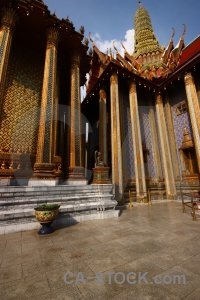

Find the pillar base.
xmin=28 ymin=179 xmax=59 ymax=187
xmin=65 ymin=166 xmax=87 ymax=185
xmin=31 ymin=163 xmax=56 ymax=179
xmin=92 ymin=167 xmax=111 ymax=184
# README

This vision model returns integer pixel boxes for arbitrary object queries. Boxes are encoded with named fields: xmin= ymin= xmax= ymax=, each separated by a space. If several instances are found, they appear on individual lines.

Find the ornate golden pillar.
xmin=30 ymin=28 xmax=59 ymax=185
xmin=148 ymin=96 xmax=163 ymax=181
xmin=0 ymin=8 xmax=18 ymax=115
xmin=110 ymin=71 xmax=123 ymax=201
xmin=164 ymin=95 xmax=180 ymax=179
xmin=99 ymin=86 xmax=107 ymax=166
xmin=184 ymin=73 xmax=200 ymax=174
xmin=66 ymin=50 xmax=87 ymax=184
xmin=129 ymin=80 xmax=147 ymax=202
xmin=155 ymin=93 xmax=176 ymax=199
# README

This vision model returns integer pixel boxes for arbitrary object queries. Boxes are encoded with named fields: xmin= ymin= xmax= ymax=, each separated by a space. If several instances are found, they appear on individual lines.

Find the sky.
xmin=44 ymin=0 xmax=200 ymax=56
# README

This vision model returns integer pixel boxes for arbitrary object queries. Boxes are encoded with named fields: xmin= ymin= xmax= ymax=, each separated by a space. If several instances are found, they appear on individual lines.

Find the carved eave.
xmin=86 ymin=48 xmax=109 ymax=94
xmin=162 ymin=39 xmax=174 ymax=64
xmin=124 ymin=51 xmax=135 ymax=66
xmin=124 ymin=51 xmax=141 ymax=72
xmin=171 ymin=37 xmax=185 ymax=66
xmin=116 ymin=52 xmax=133 ymax=72
xmin=86 ymin=51 xmax=101 ymax=94
xmin=92 ymin=44 xmax=108 ymax=65
xmin=169 ymin=25 xmax=186 ymax=69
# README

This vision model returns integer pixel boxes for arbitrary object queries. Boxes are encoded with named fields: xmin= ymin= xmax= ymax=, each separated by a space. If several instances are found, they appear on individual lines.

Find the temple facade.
xmin=0 ymin=1 xmax=199 ymax=203
xmin=82 ymin=2 xmax=200 ymax=202
xmin=0 ymin=0 xmax=91 ymax=186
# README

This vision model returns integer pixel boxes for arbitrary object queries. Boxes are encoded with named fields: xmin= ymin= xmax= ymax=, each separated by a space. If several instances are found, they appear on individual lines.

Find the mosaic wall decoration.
xmin=139 ymin=97 xmax=157 ymax=178
xmin=120 ymin=90 xmax=134 ymax=179
xmin=168 ymin=84 xmax=193 ymax=175
xmin=0 ymin=39 xmax=44 ymax=154
xmin=120 ymin=89 xmax=159 ymax=180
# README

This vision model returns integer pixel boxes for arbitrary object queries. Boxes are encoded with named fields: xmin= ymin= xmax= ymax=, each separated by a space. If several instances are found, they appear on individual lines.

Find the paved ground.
xmin=0 ymin=201 xmax=200 ymax=300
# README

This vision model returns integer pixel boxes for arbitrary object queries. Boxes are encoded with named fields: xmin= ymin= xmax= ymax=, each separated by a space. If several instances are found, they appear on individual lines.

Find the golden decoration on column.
xmin=30 ymin=28 xmax=59 ymax=184
xmin=164 ymin=95 xmax=180 ymax=180
xmin=110 ymin=71 xmax=123 ymax=201
xmin=148 ymin=96 xmax=163 ymax=182
xmin=0 ymin=7 xmax=18 ymax=115
xmin=184 ymin=73 xmax=200 ymax=174
xmin=129 ymin=80 xmax=147 ymax=202
xmin=99 ymin=86 xmax=107 ymax=166
xmin=66 ymin=50 xmax=87 ymax=184
xmin=155 ymin=92 xmax=177 ymax=199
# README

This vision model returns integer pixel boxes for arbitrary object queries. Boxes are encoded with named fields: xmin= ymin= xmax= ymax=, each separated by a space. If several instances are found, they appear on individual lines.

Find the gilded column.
xmin=110 ymin=71 xmax=123 ymax=201
xmin=155 ymin=93 xmax=176 ymax=199
xmin=99 ymin=86 xmax=107 ymax=166
xmin=53 ymin=73 xmax=60 ymax=159
xmin=148 ymin=96 xmax=162 ymax=181
xmin=164 ymin=95 xmax=180 ymax=179
xmin=30 ymin=28 xmax=59 ymax=184
xmin=0 ymin=8 xmax=18 ymax=115
xmin=129 ymin=80 xmax=147 ymax=202
xmin=66 ymin=50 xmax=87 ymax=184
xmin=184 ymin=73 xmax=200 ymax=173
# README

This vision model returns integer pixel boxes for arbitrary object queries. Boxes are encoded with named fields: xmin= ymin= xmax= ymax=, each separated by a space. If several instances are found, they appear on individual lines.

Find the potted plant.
xmin=34 ymin=204 xmax=60 ymax=235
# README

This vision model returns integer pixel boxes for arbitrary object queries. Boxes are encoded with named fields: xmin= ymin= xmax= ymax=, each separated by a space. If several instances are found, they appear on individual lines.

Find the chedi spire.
xmin=134 ymin=3 xmax=162 ymax=58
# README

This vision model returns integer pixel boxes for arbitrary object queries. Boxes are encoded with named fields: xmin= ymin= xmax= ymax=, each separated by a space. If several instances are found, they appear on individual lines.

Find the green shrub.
xmin=34 ymin=204 xmax=60 ymax=211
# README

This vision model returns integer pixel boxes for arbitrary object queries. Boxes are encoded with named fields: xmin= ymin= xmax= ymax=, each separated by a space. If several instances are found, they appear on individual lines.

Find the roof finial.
xmin=121 ymin=40 xmax=127 ymax=53
xmin=171 ymin=27 xmax=175 ymax=39
xmin=113 ymin=41 xmax=118 ymax=54
xmin=110 ymin=48 xmax=114 ymax=60
xmin=138 ymin=0 xmax=142 ymax=6
xmin=88 ymin=32 xmax=95 ymax=46
xmin=182 ymin=24 xmax=186 ymax=37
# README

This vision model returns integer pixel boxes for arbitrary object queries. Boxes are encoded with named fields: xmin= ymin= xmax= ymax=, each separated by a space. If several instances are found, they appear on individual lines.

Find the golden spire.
xmin=133 ymin=3 xmax=163 ymax=58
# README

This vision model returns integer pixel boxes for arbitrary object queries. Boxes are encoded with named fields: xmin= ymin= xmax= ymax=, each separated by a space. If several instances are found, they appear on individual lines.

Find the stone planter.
xmin=34 ymin=204 xmax=60 ymax=235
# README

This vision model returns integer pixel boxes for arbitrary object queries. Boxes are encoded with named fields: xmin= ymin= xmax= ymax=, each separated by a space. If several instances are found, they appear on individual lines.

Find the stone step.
xmin=0 ymin=184 xmax=119 ymax=234
xmin=0 ymin=184 xmax=113 ymax=198
xmin=0 ymin=193 xmax=113 ymax=205
xmin=0 ymin=184 xmax=117 ymax=222
xmin=0 ymin=197 xmax=117 ymax=220
xmin=0 ymin=209 xmax=120 ymax=235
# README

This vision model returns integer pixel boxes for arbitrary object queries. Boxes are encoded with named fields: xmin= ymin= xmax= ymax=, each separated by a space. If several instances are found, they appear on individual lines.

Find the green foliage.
xmin=34 ymin=204 xmax=60 ymax=211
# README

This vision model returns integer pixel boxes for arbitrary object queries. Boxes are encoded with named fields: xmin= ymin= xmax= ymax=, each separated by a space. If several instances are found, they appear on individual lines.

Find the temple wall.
xmin=138 ymin=93 xmax=157 ymax=179
xmin=0 ymin=37 xmax=44 ymax=154
xmin=119 ymin=85 xmax=159 ymax=181
xmin=166 ymin=81 xmax=193 ymax=175
xmin=119 ymin=84 xmax=134 ymax=180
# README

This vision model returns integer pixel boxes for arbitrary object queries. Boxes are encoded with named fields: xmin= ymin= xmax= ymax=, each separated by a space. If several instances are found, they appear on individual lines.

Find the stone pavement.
xmin=0 ymin=201 xmax=200 ymax=300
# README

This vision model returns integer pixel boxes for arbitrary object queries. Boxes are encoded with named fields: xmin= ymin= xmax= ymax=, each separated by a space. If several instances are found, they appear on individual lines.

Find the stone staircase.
xmin=0 ymin=184 xmax=119 ymax=234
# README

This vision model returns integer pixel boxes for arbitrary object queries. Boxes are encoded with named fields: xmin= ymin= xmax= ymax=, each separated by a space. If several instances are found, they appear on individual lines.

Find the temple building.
xmin=0 ymin=0 xmax=200 ymax=205
xmin=0 ymin=0 xmax=91 ymax=186
xmin=82 ymin=2 xmax=200 ymax=202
